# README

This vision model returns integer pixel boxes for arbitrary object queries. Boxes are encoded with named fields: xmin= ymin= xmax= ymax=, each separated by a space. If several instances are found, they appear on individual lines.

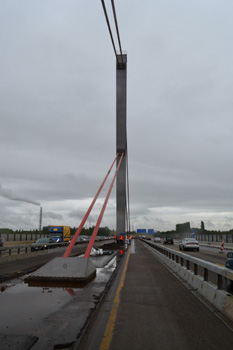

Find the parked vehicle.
xmin=225 ymin=252 xmax=233 ymax=290
xmin=154 ymin=237 xmax=161 ymax=243
xmin=49 ymin=226 xmax=71 ymax=244
xmin=31 ymin=238 xmax=57 ymax=251
xmin=163 ymin=238 xmax=174 ymax=245
xmin=179 ymin=238 xmax=199 ymax=251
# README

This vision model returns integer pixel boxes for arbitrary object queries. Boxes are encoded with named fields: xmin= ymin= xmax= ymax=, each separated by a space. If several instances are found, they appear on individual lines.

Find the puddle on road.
xmin=0 ymin=255 xmax=118 ymax=335
xmin=0 ymin=278 xmax=76 ymax=333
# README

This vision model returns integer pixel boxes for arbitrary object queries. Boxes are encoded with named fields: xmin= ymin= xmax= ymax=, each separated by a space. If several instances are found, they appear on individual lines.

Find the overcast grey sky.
xmin=1 ymin=0 xmax=233 ymax=232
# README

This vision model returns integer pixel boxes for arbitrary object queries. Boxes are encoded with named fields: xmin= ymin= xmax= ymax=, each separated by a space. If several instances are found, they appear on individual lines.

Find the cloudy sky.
xmin=1 ymin=0 xmax=233 ymax=232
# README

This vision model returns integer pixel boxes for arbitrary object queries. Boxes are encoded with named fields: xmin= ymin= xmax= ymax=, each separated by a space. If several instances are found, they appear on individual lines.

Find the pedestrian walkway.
xmin=80 ymin=239 xmax=233 ymax=350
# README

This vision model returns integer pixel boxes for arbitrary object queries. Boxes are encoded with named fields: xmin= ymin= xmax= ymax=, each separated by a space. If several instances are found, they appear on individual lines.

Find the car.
xmin=31 ymin=238 xmax=57 ymax=251
xmin=179 ymin=238 xmax=199 ymax=251
xmin=154 ymin=237 xmax=161 ymax=243
xmin=83 ymin=235 xmax=89 ymax=241
xmin=163 ymin=237 xmax=174 ymax=245
xmin=75 ymin=236 xmax=90 ymax=244
xmin=75 ymin=235 xmax=90 ymax=243
xmin=225 ymin=252 xmax=233 ymax=290
xmin=75 ymin=236 xmax=85 ymax=244
xmin=99 ymin=236 xmax=107 ymax=240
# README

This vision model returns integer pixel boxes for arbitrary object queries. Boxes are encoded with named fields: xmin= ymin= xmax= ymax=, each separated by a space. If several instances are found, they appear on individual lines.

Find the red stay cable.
xmin=84 ymin=152 xmax=124 ymax=258
xmin=63 ymin=153 xmax=119 ymax=258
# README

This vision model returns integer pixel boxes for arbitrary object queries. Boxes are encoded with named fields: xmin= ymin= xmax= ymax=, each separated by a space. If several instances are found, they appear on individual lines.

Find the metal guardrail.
xmin=0 ymin=238 xmax=113 ymax=260
xmin=0 ymin=242 xmax=70 ymax=258
xmin=142 ymin=239 xmax=233 ymax=289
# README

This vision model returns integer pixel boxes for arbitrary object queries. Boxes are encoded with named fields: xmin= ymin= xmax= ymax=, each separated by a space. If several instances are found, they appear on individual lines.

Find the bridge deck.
xmin=79 ymin=239 xmax=233 ymax=350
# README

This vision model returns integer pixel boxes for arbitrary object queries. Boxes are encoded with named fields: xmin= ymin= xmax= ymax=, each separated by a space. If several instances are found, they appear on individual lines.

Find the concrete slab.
xmin=24 ymin=257 xmax=96 ymax=287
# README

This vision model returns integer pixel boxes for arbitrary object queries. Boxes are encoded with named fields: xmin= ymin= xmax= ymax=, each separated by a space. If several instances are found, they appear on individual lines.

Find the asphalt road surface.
xmin=78 ymin=239 xmax=233 ymax=350
xmin=169 ymin=241 xmax=230 ymax=266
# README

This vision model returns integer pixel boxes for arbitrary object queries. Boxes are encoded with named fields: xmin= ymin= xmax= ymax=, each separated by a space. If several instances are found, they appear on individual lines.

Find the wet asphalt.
xmin=78 ymin=239 xmax=233 ymax=350
xmin=0 ymin=241 xmax=120 ymax=350
xmin=1 ymin=239 xmax=233 ymax=349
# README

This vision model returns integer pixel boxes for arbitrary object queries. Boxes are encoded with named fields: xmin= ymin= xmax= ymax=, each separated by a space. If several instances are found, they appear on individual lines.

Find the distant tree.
xmin=70 ymin=226 xmax=113 ymax=237
xmin=176 ymin=222 xmax=191 ymax=234
xmin=201 ymin=221 xmax=205 ymax=233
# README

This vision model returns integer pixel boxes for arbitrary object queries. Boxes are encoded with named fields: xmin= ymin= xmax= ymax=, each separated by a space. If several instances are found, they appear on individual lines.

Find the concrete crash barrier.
xmin=24 ymin=257 xmax=96 ymax=288
xmin=143 ymin=240 xmax=233 ymax=322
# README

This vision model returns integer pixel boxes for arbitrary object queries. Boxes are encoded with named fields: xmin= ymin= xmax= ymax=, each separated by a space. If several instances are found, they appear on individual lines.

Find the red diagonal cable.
xmin=84 ymin=152 xmax=124 ymax=258
xmin=63 ymin=153 xmax=119 ymax=258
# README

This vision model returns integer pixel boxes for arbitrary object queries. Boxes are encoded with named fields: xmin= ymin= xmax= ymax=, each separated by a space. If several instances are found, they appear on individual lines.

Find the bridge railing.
xmin=142 ymin=239 xmax=233 ymax=288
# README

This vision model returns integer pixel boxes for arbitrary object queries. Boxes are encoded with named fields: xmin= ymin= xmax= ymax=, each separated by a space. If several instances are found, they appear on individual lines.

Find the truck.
xmin=49 ymin=226 xmax=71 ymax=245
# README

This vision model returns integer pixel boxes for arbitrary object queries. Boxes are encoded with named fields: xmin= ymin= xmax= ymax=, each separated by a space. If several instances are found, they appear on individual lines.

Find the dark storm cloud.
xmin=1 ymin=1 xmax=233 ymax=231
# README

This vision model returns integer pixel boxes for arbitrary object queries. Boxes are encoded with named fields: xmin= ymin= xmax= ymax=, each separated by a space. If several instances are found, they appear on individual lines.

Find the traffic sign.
xmin=137 ymin=229 xmax=146 ymax=233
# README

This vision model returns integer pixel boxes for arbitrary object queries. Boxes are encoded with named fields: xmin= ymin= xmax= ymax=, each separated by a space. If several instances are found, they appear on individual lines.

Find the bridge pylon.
xmin=116 ymin=53 xmax=127 ymax=238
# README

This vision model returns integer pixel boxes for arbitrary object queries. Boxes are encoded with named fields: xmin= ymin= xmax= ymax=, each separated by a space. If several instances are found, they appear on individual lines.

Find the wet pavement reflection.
xmin=0 ymin=278 xmax=74 ymax=333
xmin=0 ymin=255 xmax=118 ymax=343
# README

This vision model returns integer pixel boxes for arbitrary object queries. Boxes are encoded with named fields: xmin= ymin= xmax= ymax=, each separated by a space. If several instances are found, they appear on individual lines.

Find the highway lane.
xmin=145 ymin=241 xmax=233 ymax=292
xmin=78 ymin=239 xmax=233 ymax=350
xmin=1 ymin=239 xmax=233 ymax=349
xmin=159 ymin=241 xmax=230 ymax=266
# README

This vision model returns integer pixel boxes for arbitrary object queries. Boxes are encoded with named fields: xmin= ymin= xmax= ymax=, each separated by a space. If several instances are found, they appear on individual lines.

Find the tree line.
xmin=0 ymin=226 xmax=115 ymax=237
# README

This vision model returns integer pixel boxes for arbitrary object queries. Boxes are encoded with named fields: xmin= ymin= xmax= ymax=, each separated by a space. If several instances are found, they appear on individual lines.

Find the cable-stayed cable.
xmin=111 ymin=0 xmax=124 ymax=63
xmin=84 ymin=152 xmax=124 ymax=257
xmin=63 ymin=153 xmax=119 ymax=257
xmin=101 ymin=0 xmax=125 ymax=65
xmin=101 ymin=0 xmax=119 ymax=61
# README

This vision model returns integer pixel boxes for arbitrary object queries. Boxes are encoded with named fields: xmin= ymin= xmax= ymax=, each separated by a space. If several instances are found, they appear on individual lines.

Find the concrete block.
xmin=25 ymin=257 xmax=96 ymax=286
